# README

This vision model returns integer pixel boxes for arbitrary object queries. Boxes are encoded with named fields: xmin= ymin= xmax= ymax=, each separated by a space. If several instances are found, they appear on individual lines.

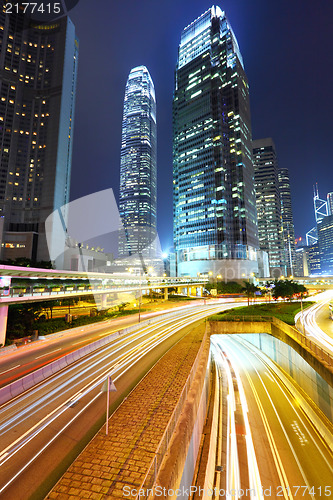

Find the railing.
xmin=134 ymin=326 xmax=209 ymax=498
xmin=0 ymin=277 xmax=207 ymax=300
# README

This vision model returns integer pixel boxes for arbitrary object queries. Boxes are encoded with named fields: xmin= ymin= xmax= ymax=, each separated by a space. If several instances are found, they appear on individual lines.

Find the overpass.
xmin=0 ymin=264 xmax=206 ymax=346
xmin=257 ymin=275 xmax=333 ymax=290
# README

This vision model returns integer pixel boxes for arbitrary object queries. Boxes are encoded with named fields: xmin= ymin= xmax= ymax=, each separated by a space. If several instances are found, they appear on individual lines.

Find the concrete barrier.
xmin=0 ymin=344 xmax=17 ymax=356
xmin=0 ymin=330 xmax=120 ymax=406
xmin=149 ymin=327 xmax=211 ymax=497
xmin=0 ymin=306 xmax=197 ymax=406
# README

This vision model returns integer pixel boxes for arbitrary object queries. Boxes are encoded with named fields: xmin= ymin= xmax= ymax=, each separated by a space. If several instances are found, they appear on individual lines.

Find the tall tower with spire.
xmin=119 ymin=66 xmax=157 ymax=258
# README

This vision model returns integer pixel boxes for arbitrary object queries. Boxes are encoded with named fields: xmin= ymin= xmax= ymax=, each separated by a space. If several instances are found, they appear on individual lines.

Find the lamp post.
xmin=129 ymin=267 xmax=142 ymax=323
xmin=138 ymin=267 xmax=142 ymax=323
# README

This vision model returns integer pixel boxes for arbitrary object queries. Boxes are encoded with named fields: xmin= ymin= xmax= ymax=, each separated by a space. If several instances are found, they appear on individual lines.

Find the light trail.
xmin=0 ymin=303 xmax=226 ymax=494
xmin=295 ymin=296 xmax=333 ymax=352
xmin=212 ymin=340 xmax=264 ymax=499
xmin=214 ymin=334 xmax=333 ymax=498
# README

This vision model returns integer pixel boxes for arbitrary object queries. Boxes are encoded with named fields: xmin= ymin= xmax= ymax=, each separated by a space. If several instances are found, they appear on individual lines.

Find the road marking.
xmin=72 ymin=340 xmax=88 ymax=345
xmin=0 ymin=364 xmax=21 ymax=375
xmin=35 ymin=348 xmax=61 ymax=360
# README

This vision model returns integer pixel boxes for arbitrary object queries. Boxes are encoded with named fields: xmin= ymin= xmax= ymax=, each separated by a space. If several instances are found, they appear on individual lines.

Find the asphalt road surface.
xmin=0 ymin=303 xmax=228 ymax=499
xmin=212 ymin=335 xmax=333 ymax=499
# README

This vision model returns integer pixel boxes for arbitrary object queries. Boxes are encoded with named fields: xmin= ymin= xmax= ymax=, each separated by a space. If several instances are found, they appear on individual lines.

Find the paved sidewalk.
xmin=47 ymin=323 xmax=206 ymax=499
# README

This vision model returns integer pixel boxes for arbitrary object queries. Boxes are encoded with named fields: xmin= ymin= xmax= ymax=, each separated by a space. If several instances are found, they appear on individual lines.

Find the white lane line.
xmin=0 ymin=365 xmax=21 ymax=375
xmin=35 ymin=348 xmax=61 ymax=360
xmin=72 ymin=340 xmax=88 ymax=345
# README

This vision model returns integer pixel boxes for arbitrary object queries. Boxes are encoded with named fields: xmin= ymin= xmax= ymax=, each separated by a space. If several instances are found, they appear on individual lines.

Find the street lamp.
xmin=129 ymin=267 xmax=142 ymax=323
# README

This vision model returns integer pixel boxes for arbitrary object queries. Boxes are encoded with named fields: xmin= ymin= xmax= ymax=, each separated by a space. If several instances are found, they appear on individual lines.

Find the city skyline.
xmin=68 ymin=0 xmax=333 ymax=253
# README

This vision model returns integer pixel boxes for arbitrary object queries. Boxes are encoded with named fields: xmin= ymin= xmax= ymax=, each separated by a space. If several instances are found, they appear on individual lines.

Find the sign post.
xmin=101 ymin=375 xmax=117 ymax=435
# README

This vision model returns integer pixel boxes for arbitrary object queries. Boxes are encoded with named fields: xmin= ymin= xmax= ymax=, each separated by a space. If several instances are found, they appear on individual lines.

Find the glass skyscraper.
xmin=278 ymin=168 xmax=296 ymax=275
xmin=253 ymin=138 xmax=285 ymax=274
xmin=0 ymin=14 xmax=78 ymax=264
xmin=173 ymin=6 xmax=258 ymax=278
xmin=119 ymin=66 xmax=157 ymax=258
xmin=327 ymin=192 xmax=333 ymax=216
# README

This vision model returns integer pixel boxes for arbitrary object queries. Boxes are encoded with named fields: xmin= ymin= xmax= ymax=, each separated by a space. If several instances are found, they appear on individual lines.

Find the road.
xmin=0 ymin=302 xmax=229 ymax=499
xmin=212 ymin=335 xmax=333 ymax=499
xmin=0 ymin=300 xmax=220 ymax=387
xmin=295 ymin=291 xmax=333 ymax=352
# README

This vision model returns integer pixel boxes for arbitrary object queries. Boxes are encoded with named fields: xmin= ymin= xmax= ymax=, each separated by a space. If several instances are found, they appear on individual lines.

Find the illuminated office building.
xmin=119 ymin=66 xmax=157 ymax=258
xmin=253 ymin=138 xmax=285 ymax=275
xmin=327 ymin=192 xmax=333 ymax=216
xmin=318 ymin=215 xmax=333 ymax=275
xmin=173 ymin=6 xmax=258 ymax=278
xmin=278 ymin=168 xmax=296 ymax=275
xmin=0 ymin=13 xmax=78 ymax=263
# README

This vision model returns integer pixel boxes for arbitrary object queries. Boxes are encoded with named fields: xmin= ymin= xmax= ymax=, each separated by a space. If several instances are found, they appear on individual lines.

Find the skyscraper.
xmin=306 ymin=185 xmax=328 ymax=246
xmin=119 ymin=66 xmax=157 ymax=258
xmin=173 ymin=6 xmax=258 ymax=278
xmin=318 ymin=215 xmax=333 ymax=275
xmin=278 ymin=168 xmax=296 ymax=275
xmin=253 ymin=138 xmax=285 ymax=274
xmin=327 ymin=192 xmax=333 ymax=216
xmin=0 ymin=14 xmax=78 ymax=263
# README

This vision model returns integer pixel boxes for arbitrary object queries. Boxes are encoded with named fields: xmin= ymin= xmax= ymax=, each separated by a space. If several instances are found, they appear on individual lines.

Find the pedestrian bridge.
xmin=0 ymin=264 xmax=206 ymax=346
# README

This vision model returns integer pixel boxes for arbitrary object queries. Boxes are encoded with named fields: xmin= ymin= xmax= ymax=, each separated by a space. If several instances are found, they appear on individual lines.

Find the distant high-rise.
xmin=173 ymin=6 xmax=258 ymax=278
xmin=306 ymin=184 xmax=328 ymax=246
xmin=318 ymin=215 xmax=333 ymax=275
xmin=119 ymin=66 xmax=157 ymax=257
xmin=327 ymin=192 xmax=333 ymax=216
xmin=0 ymin=15 xmax=78 ymax=263
xmin=253 ymin=138 xmax=285 ymax=274
xmin=278 ymin=168 xmax=296 ymax=275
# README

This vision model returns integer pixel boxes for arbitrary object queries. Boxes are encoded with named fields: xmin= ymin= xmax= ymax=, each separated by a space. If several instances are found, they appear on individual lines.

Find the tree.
xmin=242 ymin=281 xmax=260 ymax=306
xmin=43 ymin=299 xmax=59 ymax=319
xmin=117 ymin=302 xmax=129 ymax=312
xmin=272 ymin=280 xmax=306 ymax=301
xmin=7 ymin=303 xmax=43 ymax=339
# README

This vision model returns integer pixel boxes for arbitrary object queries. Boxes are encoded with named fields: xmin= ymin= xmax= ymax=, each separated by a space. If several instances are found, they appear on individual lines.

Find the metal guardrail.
xmin=135 ymin=327 xmax=209 ymax=498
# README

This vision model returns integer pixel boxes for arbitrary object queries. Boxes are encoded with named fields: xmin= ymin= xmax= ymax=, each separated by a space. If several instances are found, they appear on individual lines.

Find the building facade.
xmin=173 ymin=6 xmax=258 ymax=279
xmin=0 ymin=13 xmax=78 ymax=264
xmin=318 ymin=215 xmax=333 ymax=275
xmin=327 ymin=192 xmax=333 ymax=216
xmin=253 ymin=138 xmax=285 ymax=275
xmin=278 ymin=168 xmax=296 ymax=275
xmin=119 ymin=66 xmax=157 ymax=259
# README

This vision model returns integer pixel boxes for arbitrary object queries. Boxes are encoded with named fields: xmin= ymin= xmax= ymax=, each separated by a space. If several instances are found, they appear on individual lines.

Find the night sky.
xmin=68 ymin=0 xmax=333 ymax=253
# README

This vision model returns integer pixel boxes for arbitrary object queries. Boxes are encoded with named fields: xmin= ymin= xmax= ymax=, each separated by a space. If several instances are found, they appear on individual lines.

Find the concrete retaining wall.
xmin=178 ymin=352 xmax=211 ymax=497
xmin=238 ymin=332 xmax=333 ymax=423
xmin=153 ymin=330 xmax=211 ymax=498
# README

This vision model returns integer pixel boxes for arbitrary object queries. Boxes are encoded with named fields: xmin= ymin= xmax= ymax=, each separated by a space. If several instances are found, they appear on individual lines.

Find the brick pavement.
xmin=47 ymin=324 xmax=205 ymax=499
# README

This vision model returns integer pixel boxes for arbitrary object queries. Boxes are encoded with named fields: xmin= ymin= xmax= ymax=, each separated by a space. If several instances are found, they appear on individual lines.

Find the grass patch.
xmin=210 ymin=301 xmax=314 ymax=325
xmin=168 ymin=295 xmax=199 ymax=301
